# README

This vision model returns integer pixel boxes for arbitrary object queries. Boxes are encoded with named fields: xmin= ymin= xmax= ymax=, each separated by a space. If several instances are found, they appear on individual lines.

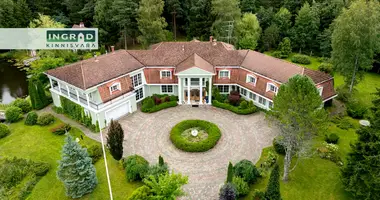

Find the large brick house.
xmin=46 ymin=40 xmax=337 ymax=128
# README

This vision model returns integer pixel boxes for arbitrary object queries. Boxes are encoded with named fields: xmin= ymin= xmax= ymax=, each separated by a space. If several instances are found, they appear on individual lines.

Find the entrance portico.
xmin=177 ymin=76 xmax=213 ymax=105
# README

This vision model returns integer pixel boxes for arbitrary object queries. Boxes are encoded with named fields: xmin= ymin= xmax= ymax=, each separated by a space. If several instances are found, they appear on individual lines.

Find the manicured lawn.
xmin=243 ymin=121 xmax=358 ymax=200
xmin=0 ymin=119 xmax=141 ymax=200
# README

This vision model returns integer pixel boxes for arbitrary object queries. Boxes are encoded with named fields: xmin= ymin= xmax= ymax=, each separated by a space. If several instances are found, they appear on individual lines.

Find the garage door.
xmin=105 ymin=101 xmax=130 ymax=123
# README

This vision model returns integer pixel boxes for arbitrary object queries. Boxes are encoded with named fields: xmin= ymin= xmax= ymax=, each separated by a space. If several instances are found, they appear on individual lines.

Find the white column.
xmin=178 ymin=78 xmax=182 ymax=104
xmin=75 ymin=90 xmax=80 ymax=103
xmin=199 ymin=78 xmax=203 ymax=104
xmin=187 ymin=77 xmax=190 ymax=104
xmin=58 ymin=82 xmax=62 ymax=94
xmin=208 ymin=77 xmax=212 ymax=105
xmin=49 ymin=78 xmax=53 ymax=89
xmin=66 ymin=85 xmax=70 ymax=98
xmin=86 ymin=93 xmax=90 ymax=107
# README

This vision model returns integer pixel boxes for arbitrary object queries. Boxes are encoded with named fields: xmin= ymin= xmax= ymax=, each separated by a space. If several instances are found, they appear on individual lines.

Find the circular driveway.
xmin=119 ymin=106 xmax=278 ymax=199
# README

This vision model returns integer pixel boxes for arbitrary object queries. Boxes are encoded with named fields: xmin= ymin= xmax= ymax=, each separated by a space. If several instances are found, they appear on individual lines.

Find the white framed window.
xmin=259 ymin=96 xmax=267 ymax=105
xmin=246 ymin=75 xmax=257 ymax=85
xmin=160 ymin=70 xmax=171 ymax=79
xmin=161 ymin=85 xmax=173 ymax=93
xmin=217 ymin=85 xmax=229 ymax=93
xmin=219 ymin=70 xmax=230 ymax=79
xmin=240 ymin=88 xmax=247 ymax=96
xmin=267 ymin=83 xmax=278 ymax=93
xmin=317 ymin=87 xmax=323 ymax=96
xmin=269 ymin=101 xmax=273 ymax=108
xmin=131 ymin=73 xmax=142 ymax=88
xmin=135 ymin=87 xmax=144 ymax=101
xmin=249 ymin=92 xmax=256 ymax=101
xmin=109 ymin=82 xmax=121 ymax=94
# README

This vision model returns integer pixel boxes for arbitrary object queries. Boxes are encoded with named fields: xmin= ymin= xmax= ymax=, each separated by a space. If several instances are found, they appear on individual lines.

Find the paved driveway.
xmin=119 ymin=106 xmax=278 ymax=200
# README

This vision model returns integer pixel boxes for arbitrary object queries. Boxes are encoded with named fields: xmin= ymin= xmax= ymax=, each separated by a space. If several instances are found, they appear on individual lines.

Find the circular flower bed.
xmin=170 ymin=120 xmax=221 ymax=152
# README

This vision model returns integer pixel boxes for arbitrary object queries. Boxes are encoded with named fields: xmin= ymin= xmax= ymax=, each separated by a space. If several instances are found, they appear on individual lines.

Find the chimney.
xmin=212 ymin=39 xmax=217 ymax=46
xmin=210 ymin=36 xmax=213 ymax=42
xmin=111 ymin=46 xmax=115 ymax=53
xmin=79 ymin=22 xmax=84 ymax=28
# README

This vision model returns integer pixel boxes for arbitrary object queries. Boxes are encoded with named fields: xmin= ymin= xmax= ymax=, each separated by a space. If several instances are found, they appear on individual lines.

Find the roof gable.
xmin=175 ymin=53 xmax=215 ymax=74
xmin=175 ymin=67 xmax=215 ymax=75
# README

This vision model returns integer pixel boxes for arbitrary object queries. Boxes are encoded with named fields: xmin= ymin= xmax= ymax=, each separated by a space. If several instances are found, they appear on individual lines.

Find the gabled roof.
xmin=175 ymin=53 xmax=215 ymax=74
xmin=46 ymin=50 xmax=144 ymax=90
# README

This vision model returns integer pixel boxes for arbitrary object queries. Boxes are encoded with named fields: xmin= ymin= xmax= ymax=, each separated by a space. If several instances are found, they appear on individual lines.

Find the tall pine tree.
xmin=57 ymin=136 xmax=98 ymax=198
xmin=106 ymin=119 xmax=124 ymax=160
xmin=226 ymin=162 xmax=233 ymax=183
xmin=36 ymin=79 xmax=48 ymax=108
xmin=211 ymin=0 xmax=241 ymax=43
xmin=112 ymin=0 xmax=139 ymax=49
xmin=187 ymin=0 xmax=213 ymax=41
xmin=265 ymin=164 xmax=281 ymax=200
xmin=28 ymin=80 xmax=39 ymax=110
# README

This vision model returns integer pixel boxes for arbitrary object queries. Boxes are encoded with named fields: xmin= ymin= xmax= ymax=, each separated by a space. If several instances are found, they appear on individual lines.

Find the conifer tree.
xmin=227 ymin=162 xmax=233 ymax=183
xmin=57 ymin=136 xmax=98 ymax=198
xmin=36 ymin=79 xmax=48 ymax=108
xmin=159 ymin=155 xmax=164 ymax=166
xmin=28 ymin=80 xmax=39 ymax=110
xmin=106 ymin=119 xmax=124 ymax=160
xmin=265 ymin=164 xmax=281 ymax=200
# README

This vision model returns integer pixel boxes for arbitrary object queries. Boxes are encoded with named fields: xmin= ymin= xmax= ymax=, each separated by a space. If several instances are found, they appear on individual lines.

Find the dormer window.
xmin=160 ymin=70 xmax=171 ymax=79
xmin=219 ymin=70 xmax=230 ymax=79
xmin=109 ymin=82 xmax=121 ymax=94
xmin=246 ymin=74 xmax=256 ymax=85
xmin=267 ymin=83 xmax=278 ymax=93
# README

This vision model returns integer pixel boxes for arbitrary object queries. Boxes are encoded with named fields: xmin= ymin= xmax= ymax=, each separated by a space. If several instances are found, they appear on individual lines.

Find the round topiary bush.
xmin=25 ymin=111 xmax=38 ymax=126
xmin=123 ymin=154 xmax=149 ymax=182
xmin=233 ymin=159 xmax=260 ymax=184
xmin=12 ymin=98 xmax=32 ymax=113
xmin=5 ymin=106 xmax=22 ymax=123
xmin=0 ymin=123 xmax=11 ymax=139
xmin=273 ymin=136 xmax=286 ymax=155
xmin=170 ymin=120 xmax=221 ymax=152
xmin=37 ymin=113 xmax=55 ymax=126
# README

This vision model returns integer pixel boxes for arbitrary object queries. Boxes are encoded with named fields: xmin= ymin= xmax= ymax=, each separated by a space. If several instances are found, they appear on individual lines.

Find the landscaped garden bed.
xmin=141 ymin=94 xmax=178 ymax=113
xmin=212 ymin=89 xmax=258 ymax=115
xmin=170 ymin=120 xmax=221 ymax=152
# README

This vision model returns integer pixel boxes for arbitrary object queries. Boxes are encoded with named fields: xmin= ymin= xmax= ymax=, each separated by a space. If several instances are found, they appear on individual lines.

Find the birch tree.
xmin=267 ymin=75 xmax=328 ymax=181
xmin=331 ymin=0 xmax=380 ymax=93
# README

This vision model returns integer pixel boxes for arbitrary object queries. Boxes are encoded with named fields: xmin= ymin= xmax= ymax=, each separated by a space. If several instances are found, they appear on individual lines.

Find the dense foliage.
xmin=106 ymin=120 xmax=124 ymax=160
xmin=143 ymin=172 xmax=188 ymax=199
xmin=37 ymin=113 xmax=55 ymax=126
xmin=28 ymin=79 xmax=49 ymax=110
xmin=141 ymin=95 xmax=178 ymax=113
xmin=5 ymin=106 xmax=22 ymax=123
xmin=0 ymin=123 xmax=10 ymax=139
xmin=57 ymin=136 xmax=98 ymax=198
xmin=233 ymin=159 xmax=260 ymax=184
xmin=11 ymin=98 xmax=31 ymax=113
xmin=170 ymin=120 xmax=221 ymax=152
xmin=232 ymin=176 xmax=249 ymax=197
xmin=219 ymin=182 xmax=237 ymax=200
xmin=50 ymin=123 xmax=71 ymax=135
xmin=124 ymin=154 xmax=149 ymax=182
xmin=24 ymin=111 xmax=38 ymax=126
xmin=265 ymin=164 xmax=281 ymax=200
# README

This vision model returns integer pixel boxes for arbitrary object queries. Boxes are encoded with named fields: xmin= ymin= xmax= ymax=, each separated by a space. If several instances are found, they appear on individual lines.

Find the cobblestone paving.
xmin=118 ymin=106 xmax=278 ymax=200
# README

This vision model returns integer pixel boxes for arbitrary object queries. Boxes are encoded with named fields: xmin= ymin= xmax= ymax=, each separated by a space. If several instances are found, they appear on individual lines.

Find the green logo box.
xmin=46 ymin=30 xmax=96 ymax=42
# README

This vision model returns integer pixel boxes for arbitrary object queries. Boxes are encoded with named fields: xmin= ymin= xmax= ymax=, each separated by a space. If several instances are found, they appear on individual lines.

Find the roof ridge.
xmin=153 ymin=42 xmax=163 ymax=50
xmin=193 ymin=53 xmax=214 ymax=67
xmin=125 ymin=50 xmax=146 ymax=66
xmin=80 ymin=61 xmax=86 ymax=89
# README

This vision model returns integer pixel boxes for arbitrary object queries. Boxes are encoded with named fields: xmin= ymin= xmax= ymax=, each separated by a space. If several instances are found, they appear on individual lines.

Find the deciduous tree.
xmin=267 ymin=75 xmax=328 ymax=181
xmin=240 ymin=0 xmax=257 ymax=13
xmin=211 ymin=0 xmax=241 ymax=43
xmin=57 ymin=136 xmax=98 ymax=198
xmin=273 ymin=7 xmax=292 ymax=38
xmin=106 ymin=119 xmax=124 ymax=160
xmin=29 ymin=14 xmax=65 ymax=28
xmin=235 ymin=13 xmax=261 ymax=50
xmin=112 ymin=0 xmax=139 ymax=49
xmin=262 ymin=24 xmax=280 ymax=51
xmin=331 ymin=0 xmax=380 ymax=93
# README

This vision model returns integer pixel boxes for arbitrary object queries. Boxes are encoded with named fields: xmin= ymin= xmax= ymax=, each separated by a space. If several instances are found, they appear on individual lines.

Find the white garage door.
xmin=105 ymin=101 xmax=130 ymax=123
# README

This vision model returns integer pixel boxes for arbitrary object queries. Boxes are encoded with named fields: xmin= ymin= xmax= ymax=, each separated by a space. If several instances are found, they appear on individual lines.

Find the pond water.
xmin=0 ymin=60 xmax=28 ymax=104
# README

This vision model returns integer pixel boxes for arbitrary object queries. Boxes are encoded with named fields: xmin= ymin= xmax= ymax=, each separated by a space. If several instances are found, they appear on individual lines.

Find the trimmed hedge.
xmin=12 ymin=98 xmax=32 ymax=113
xmin=123 ymin=154 xmax=149 ymax=182
xmin=170 ymin=120 xmax=221 ymax=152
xmin=0 ymin=123 xmax=10 ymax=139
xmin=212 ymin=100 xmax=258 ymax=115
xmin=291 ymin=54 xmax=311 ymax=65
xmin=5 ymin=106 xmax=23 ymax=123
xmin=141 ymin=95 xmax=178 ymax=113
xmin=37 ymin=113 xmax=55 ymax=126
xmin=25 ymin=111 xmax=38 ymax=126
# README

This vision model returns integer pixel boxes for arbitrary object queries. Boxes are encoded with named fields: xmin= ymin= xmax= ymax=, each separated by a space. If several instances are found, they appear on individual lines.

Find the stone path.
xmin=119 ymin=106 xmax=278 ymax=200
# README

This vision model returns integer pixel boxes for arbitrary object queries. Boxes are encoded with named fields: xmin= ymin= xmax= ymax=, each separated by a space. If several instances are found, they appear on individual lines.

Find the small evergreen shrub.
xmin=127 ymin=185 xmax=151 ymax=200
xmin=212 ymin=100 xmax=258 ymax=115
xmin=24 ymin=111 xmax=38 ymax=126
xmin=264 ymin=164 xmax=281 ymax=200
xmin=273 ymin=136 xmax=285 ymax=155
xmin=262 ymin=150 xmax=278 ymax=168
xmin=325 ymin=133 xmax=340 ymax=144
xmin=232 ymin=176 xmax=250 ymax=197
xmin=169 ymin=95 xmax=177 ymax=102
xmin=272 ymin=51 xmax=282 ymax=58
xmin=227 ymin=162 xmax=233 ymax=183
xmin=37 ymin=113 xmax=55 ymax=126
xmin=346 ymin=100 xmax=367 ymax=119
xmin=145 ymin=163 xmax=169 ymax=179
xmin=219 ymin=183 xmax=237 ymax=200
xmin=12 ymin=98 xmax=32 ymax=113
xmin=142 ymin=98 xmax=154 ymax=110
xmin=141 ymin=95 xmax=178 ymax=113
xmin=5 ymin=106 xmax=22 ymax=123
xmin=239 ymin=100 xmax=248 ymax=109
xmin=278 ymin=37 xmax=292 ymax=58
xmin=124 ymin=154 xmax=149 ymax=182
xmin=50 ymin=123 xmax=71 ymax=135
xmin=32 ymin=162 xmax=50 ymax=176
xmin=291 ymin=54 xmax=311 ymax=64
xmin=318 ymin=63 xmax=334 ymax=75
xmin=233 ymin=160 xmax=260 ymax=184
xmin=87 ymin=145 xmax=103 ymax=163
xmin=0 ymin=123 xmax=10 ymax=139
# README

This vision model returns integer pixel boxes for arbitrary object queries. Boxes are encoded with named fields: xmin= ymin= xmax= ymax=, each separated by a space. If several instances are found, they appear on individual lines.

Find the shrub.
xmin=273 ymin=136 xmax=285 ymax=155
xmin=141 ymin=101 xmax=177 ymax=113
xmin=141 ymin=98 xmax=154 ymax=110
xmin=170 ymin=120 xmax=221 ymax=152
xmin=50 ymin=123 xmax=71 ymax=135
xmin=233 ymin=160 xmax=260 ymax=184
xmin=12 ymin=98 xmax=31 ymax=113
xmin=318 ymin=63 xmax=334 ymax=75
xmin=127 ymin=185 xmax=151 ymax=200
xmin=124 ymin=154 xmax=149 ymax=182
xmin=154 ymin=96 xmax=162 ymax=105
xmin=317 ymin=142 xmax=342 ymax=165
xmin=337 ymin=117 xmax=354 ymax=130
xmin=346 ymin=100 xmax=367 ymax=119
xmin=164 ymin=96 xmax=170 ymax=102
xmin=0 ymin=123 xmax=10 ymax=139
xmin=52 ymin=106 xmax=64 ymax=114
xmin=278 ymin=37 xmax=292 ymax=58
xmin=252 ymin=189 xmax=266 ymax=200
xmin=87 ymin=145 xmax=103 ymax=163
xmin=212 ymin=100 xmax=257 ymax=115
xmin=336 ymin=86 xmax=352 ymax=103
xmin=227 ymin=162 xmax=233 ymax=183
xmin=325 ymin=133 xmax=340 ymax=144
xmin=232 ymin=176 xmax=250 ymax=197
xmin=219 ymin=183 xmax=237 ymax=200
xmin=32 ymin=162 xmax=50 ymax=176
xmin=169 ymin=95 xmax=177 ymax=101
xmin=37 ymin=113 xmax=55 ymax=126
xmin=291 ymin=54 xmax=311 ymax=64
xmin=24 ymin=111 xmax=38 ymax=126
xmin=228 ymin=93 xmax=240 ymax=106
xmin=239 ymin=100 xmax=248 ymax=109
xmin=264 ymin=164 xmax=281 ymax=200
xmin=106 ymin=120 xmax=124 ymax=160
xmin=262 ymin=150 xmax=278 ymax=168
xmin=272 ymin=51 xmax=282 ymax=58
xmin=5 ymin=106 xmax=22 ymax=123
xmin=145 ymin=163 xmax=169 ymax=179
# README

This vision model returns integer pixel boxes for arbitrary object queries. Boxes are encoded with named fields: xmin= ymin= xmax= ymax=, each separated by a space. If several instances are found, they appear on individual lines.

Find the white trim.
xmin=146 ymin=83 xmax=178 ymax=86
xmin=135 ymin=87 xmax=145 ymax=102
xmin=174 ymin=67 xmax=216 ymax=76
xmin=317 ymin=86 xmax=323 ymax=96
xmin=145 ymin=66 xmax=175 ymax=68
xmin=217 ymin=85 xmax=230 ymax=94
xmin=238 ymin=84 xmax=273 ymax=102
xmin=160 ymin=85 xmax=174 ymax=94
xmin=104 ymin=100 xmax=131 ymax=122
xmin=218 ymin=70 xmax=230 ymax=79
xmin=246 ymin=74 xmax=257 ymax=86
xmin=266 ymin=82 xmax=278 ymax=94
xmin=215 ymin=66 xmax=240 ymax=68
xmin=109 ymin=82 xmax=121 ymax=95
xmin=176 ymin=74 xmax=215 ymax=77
xmin=316 ymin=77 xmax=334 ymax=85
xmin=160 ymin=70 xmax=172 ymax=79
xmin=213 ymin=83 xmax=236 ymax=85
xmin=323 ymin=94 xmax=338 ymax=103
xmin=240 ymin=67 xmax=283 ymax=85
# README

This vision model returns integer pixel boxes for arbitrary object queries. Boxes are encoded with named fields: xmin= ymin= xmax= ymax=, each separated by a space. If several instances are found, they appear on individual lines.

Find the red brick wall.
xmin=144 ymin=68 xmax=177 ymax=84
xmin=98 ymin=75 xmax=133 ymax=102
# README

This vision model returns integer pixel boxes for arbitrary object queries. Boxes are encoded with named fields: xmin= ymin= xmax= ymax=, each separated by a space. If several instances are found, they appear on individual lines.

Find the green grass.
xmin=0 ymin=119 xmax=141 ymax=200
xmin=243 ymin=121 xmax=358 ymax=200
